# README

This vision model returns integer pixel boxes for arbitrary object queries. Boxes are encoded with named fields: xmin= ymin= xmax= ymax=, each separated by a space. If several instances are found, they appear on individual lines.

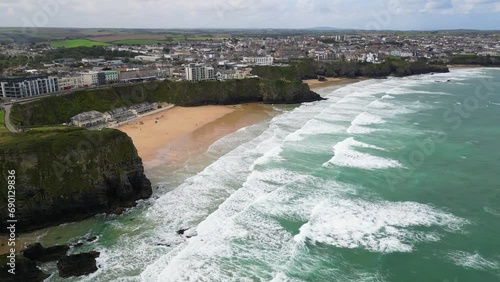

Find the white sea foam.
xmin=294 ymin=199 xmax=468 ymax=253
xmin=484 ymin=206 xmax=500 ymax=217
xmin=285 ymin=119 xmax=346 ymax=142
xmin=151 ymin=169 xmax=309 ymax=281
xmin=387 ymin=88 xmax=452 ymax=96
xmin=447 ymin=251 xmax=500 ymax=271
xmin=346 ymin=125 xmax=379 ymax=134
xmin=323 ymin=137 xmax=403 ymax=170
xmin=351 ymin=112 xmax=386 ymax=126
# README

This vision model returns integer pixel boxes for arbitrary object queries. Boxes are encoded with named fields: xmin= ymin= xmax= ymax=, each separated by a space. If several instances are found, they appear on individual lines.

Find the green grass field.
xmin=112 ymin=39 xmax=166 ymax=45
xmin=50 ymin=39 xmax=111 ymax=48
xmin=165 ymin=35 xmax=224 ymax=41
xmin=0 ymin=111 xmax=9 ymax=134
xmin=28 ymin=126 xmax=72 ymax=132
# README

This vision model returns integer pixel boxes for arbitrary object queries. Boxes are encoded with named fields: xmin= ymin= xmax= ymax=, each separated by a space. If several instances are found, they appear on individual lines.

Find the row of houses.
xmin=0 ymin=68 xmax=162 ymax=98
xmin=71 ymin=102 xmax=158 ymax=128
xmin=185 ymin=63 xmax=255 ymax=81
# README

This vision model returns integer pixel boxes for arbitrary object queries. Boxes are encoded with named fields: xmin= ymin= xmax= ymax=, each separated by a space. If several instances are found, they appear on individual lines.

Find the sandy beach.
xmin=118 ymin=104 xmax=275 ymax=168
xmin=304 ymin=77 xmax=365 ymax=90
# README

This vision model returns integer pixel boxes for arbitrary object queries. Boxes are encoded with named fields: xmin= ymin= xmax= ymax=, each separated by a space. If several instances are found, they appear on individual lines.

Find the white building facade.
xmin=59 ymin=76 xmax=84 ymax=90
xmin=185 ymin=64 xmax=216 ymax=81
xmin=242 ymin=56 xmax=274 ymax=66
xmin=1 ymin=76 xmax=59 ymax=98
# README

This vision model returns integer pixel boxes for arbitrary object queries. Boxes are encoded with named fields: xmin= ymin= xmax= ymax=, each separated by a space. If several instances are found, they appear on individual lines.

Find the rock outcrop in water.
xmin=57 ymin=251 xmax=100 ymax=278
xmin=0 ymin=253 xmax=50 ymax=282
xmin=22 ymin=243 xmax=69 ymax=262
xmin=0 ymin=128 xmax=152 ymax=233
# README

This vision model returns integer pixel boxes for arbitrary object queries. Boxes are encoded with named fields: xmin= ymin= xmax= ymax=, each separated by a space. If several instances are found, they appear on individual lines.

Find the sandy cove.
xmin=118 ymin=104 xmax=275 ymax=168
xmin=304 ymin=77 xmax=366 ymax=90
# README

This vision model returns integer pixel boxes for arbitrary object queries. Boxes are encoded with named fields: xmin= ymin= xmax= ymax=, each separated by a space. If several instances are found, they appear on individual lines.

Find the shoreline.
xmin=304 ymin=77 xmax=367 ymax=90
xmin=118 ymin=103 xmax=275 ymax=169
xmin=0 ymin=104 xmax=276 ymax=255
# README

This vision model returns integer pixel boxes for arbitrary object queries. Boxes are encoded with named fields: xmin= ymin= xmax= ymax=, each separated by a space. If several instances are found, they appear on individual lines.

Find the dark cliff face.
xmin=0 ymin=129 xmax=152 ymax=233
xmin=261 ymin=80 xmax=325 ymax=104
xmin=11 ymin=79 xmax=324 ymax=127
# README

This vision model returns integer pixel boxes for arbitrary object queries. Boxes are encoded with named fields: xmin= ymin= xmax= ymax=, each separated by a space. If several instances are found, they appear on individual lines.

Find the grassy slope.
xmin=50 ymin=39 xmax=112 ymax=48
xmin=0 ymin=111 xmax=8 ymax=134
xmin=10 ymin=78 xmax=315 ymax=127
xmin=252 ymin=59 xmax=449 ymax=81
xmin=0 ymin=127 xmax=125 ymax=152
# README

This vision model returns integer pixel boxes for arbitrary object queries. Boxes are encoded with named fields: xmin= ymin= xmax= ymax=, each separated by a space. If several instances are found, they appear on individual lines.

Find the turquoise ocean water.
xmin=39 ymin=68 xmax=500 ymax=282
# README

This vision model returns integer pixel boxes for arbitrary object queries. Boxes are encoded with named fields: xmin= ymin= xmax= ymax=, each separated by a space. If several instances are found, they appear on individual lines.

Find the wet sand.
xmin=304 ymin=77 xmax=365 ymax=90
xmin=119 ymin=104 xmax=275 ymax=169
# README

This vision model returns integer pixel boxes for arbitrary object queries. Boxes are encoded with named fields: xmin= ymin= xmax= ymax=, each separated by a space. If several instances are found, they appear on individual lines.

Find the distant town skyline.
xmin=0 ymin=0 xmax=499 ymax=31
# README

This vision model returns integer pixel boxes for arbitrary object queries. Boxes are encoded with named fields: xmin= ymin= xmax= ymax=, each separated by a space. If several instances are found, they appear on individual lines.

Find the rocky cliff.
xmin=252 ymin=59 xmax=450 ymax=81
xmin=0 ymin=128 xmax=152 ymax=232
xmin=10 ymin=78 xmax=322 ymax=127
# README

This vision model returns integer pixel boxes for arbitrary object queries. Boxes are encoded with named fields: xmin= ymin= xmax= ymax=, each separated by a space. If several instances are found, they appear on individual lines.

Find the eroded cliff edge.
xmin=0 ymin=128 xmax=152 ymax=233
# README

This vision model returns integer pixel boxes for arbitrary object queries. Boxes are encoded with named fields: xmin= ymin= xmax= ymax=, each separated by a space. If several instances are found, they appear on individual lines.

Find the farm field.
xmin=87 ymin=34 xmax=168 ymax=42
xmin=112 ymin=39 xmax=166 ymax=45
xmin=50 ymin=39 xmax=112 ymax=48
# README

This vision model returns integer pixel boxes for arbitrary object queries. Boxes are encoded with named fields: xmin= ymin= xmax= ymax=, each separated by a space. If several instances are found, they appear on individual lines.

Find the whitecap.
xmin=323 ymin=137 xmax=403 ymax=170
xmin=447 ymin=251 xmax=500 ymax=271
xmin=294 ymin=199 xmax=468 ymax=253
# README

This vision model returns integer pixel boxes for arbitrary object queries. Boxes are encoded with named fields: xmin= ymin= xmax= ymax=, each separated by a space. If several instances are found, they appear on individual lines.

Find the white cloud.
xmin=0 ymin=0 xmax=498 ymax=29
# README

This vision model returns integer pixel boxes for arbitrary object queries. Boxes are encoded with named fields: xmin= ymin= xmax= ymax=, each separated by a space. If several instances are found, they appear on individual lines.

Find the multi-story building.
xmin=103 ymin=71 xmax=119 ymax=83
xmin=59 ymin=76 xmax=84 ymax=90
xmin=71 ymin=111 xmax=106 ymax=128
xmin=119 ymin=69 xmax=158 ymax=81
xmin=0 ymin=76 xmax=59 ymax=98
xmin=81 ymin=71 xmax=106 ymax=86
xmin=185 ymin=63 xmax=216 ymax=81
xmin=216 ymin=68 xmax=253 ymax=80
xmin=242 ymin=55 xmax=274 ymax=66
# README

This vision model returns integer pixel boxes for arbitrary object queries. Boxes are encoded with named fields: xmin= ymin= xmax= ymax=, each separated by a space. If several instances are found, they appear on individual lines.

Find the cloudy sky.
xmin=1 ymin=0 xmax=499 ymax=30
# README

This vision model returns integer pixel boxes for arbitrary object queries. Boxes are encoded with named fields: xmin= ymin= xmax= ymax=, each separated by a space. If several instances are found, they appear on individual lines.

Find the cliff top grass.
xmin=0 ymin=111 xmax=8 ymax=134
xmin=10 ymin=78 xmax=313 ymax=127
xmin=0 ymin=127 xmax=126 ymax=152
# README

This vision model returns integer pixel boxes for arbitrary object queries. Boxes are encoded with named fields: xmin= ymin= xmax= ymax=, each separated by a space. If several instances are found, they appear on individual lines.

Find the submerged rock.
xmin=57 ymin=251 xmax=100 ymax=278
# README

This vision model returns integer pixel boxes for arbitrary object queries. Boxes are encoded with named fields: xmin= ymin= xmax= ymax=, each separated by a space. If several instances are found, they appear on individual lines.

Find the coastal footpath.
xmin=0 ymin=128 xmax=152 ymax=232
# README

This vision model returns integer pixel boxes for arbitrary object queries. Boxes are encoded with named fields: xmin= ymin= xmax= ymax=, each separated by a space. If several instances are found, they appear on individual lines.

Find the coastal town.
xmin=1 ymin=30 xmax=498 ymax=131
xmin=1 ymin=30 xmax=499 ymax=101
xmin=1 ymin=1 xmax=500 ymax=280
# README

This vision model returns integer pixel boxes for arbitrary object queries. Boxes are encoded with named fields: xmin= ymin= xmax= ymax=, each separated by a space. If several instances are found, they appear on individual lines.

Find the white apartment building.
xmin=59 ymin=76 xmax=84 ymax=90
xmin=216 ymin=68 xmax=253 ymax=80
xmin=81 ymin=71 xmax=106 ymax=86
xmin=135 ymin=55 xmax=162 ymax=62
xmin=185 ymin=64 xmax=216 ymax=81
xmin=1 ymin=76 xmax=59 ymax=98
xmin=82 ymin=58 xmax=105 ymax=64
xmin=242 ymin=56 xmax=274 ymax=66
